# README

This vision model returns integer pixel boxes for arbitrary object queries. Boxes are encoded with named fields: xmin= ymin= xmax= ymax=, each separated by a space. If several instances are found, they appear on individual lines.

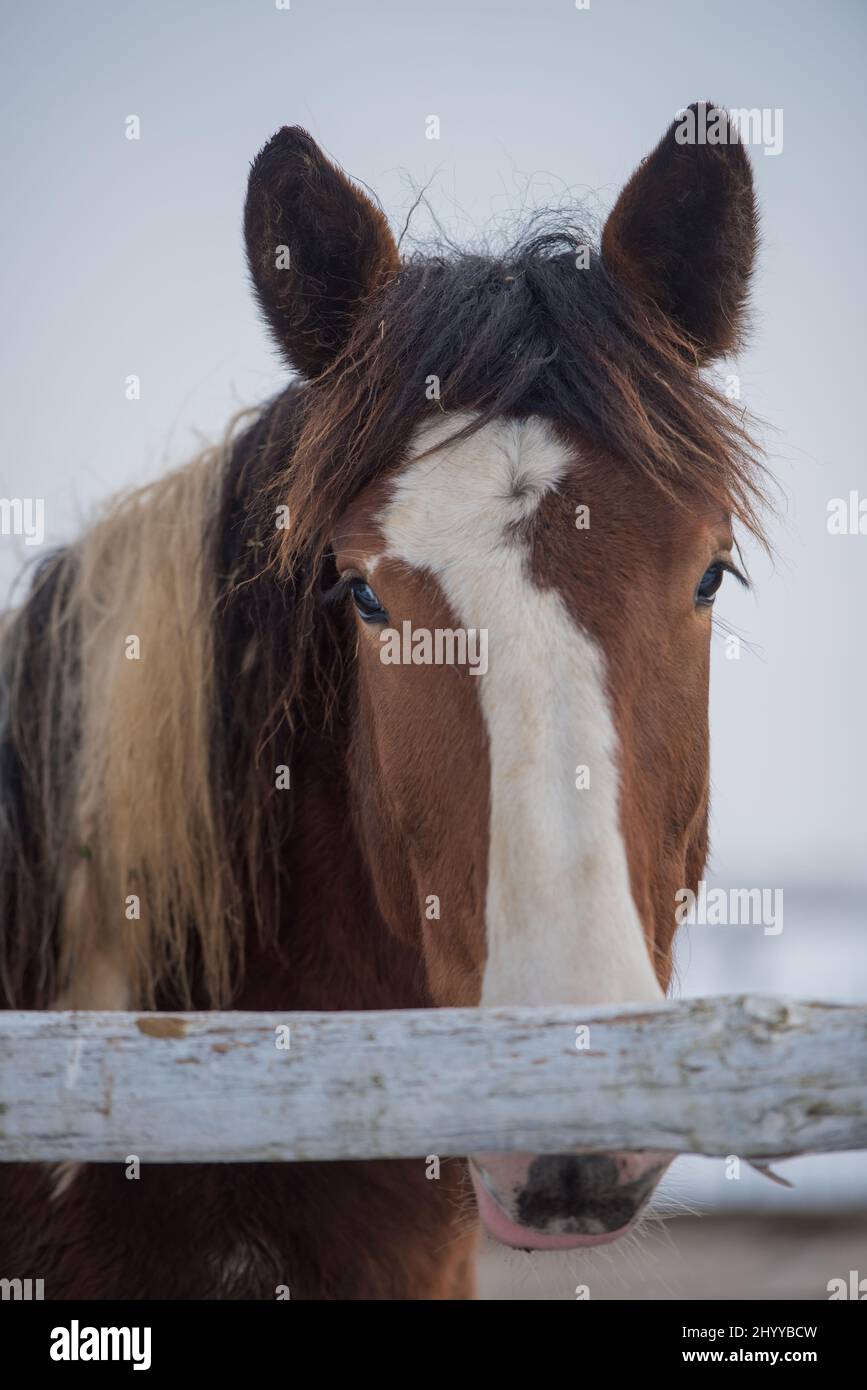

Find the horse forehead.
xmin=374 ymin=414 xmax=574 ymax=573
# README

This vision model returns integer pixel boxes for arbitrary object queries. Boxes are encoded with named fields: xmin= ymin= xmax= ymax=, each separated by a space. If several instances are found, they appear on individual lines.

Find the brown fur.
xmin=0 ymin=104 xmax=767 ymax=1298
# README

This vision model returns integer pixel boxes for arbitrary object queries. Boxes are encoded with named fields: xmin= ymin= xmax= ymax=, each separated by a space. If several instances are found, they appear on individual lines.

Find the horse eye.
xmin=350 ymin=578 xmax=389 ymax=623
xmin=696 ymin=563 xmax=725 ymax=606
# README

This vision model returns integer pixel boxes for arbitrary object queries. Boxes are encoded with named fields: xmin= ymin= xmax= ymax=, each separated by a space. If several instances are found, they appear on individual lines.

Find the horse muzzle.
xmin=469 ymin=1149 xmax=672 ymax=1250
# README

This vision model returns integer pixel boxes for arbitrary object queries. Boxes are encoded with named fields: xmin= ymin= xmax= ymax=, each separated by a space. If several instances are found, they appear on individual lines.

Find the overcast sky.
xmin=2 ymin=0 xmax=865 ymax=892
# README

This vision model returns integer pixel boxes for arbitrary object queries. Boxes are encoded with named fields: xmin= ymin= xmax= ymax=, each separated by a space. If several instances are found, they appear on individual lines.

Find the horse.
xmin=0 ymin=103 xmax=765 ymax=1299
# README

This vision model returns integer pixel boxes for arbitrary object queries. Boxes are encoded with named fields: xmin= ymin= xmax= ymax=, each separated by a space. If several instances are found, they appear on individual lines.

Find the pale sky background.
xmin=1 ymin=1 xmax=864 ymax=953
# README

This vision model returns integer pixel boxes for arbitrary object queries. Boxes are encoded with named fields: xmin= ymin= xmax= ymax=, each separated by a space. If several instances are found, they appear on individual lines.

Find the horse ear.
xmin=244 ymin=127 xmax=399 ymax=379
xmin=602 ymin=103 xmax=758 ymax=361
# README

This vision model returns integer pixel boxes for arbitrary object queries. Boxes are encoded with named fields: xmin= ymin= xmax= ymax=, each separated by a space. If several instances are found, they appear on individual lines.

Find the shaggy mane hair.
xmin=258 ymin=224 xmax=767 ymax=696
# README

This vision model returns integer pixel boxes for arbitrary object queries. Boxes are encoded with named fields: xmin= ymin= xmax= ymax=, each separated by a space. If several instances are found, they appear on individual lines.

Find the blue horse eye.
xmin=350 ymin=578 xmax=388 ymax=622
xmin=696 ymin=563 xmax=725 ymax=606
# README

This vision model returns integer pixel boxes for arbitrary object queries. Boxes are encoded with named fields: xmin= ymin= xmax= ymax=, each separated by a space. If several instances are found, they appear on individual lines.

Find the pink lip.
xmin=470 ymin=1164 xmax=636 ymax=1251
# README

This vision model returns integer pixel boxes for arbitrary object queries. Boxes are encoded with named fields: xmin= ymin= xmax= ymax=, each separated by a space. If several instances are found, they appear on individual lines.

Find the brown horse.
xmin=0 ymin=103 xmax=765 ymax=1298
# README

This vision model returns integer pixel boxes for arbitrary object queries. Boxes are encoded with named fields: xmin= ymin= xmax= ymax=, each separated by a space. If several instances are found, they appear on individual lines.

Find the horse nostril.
xmin=516 ymin=1153 xmax=664 ymax=1234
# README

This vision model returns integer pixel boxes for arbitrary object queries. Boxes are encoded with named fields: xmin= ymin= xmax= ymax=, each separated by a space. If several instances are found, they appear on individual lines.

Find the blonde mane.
xmin=1 ymin=416 xmax=261 ymax=1009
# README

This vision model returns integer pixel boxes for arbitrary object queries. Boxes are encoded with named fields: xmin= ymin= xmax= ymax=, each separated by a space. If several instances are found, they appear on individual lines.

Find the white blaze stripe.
xmin=377 ymin=414 xmax=662 ymax=1008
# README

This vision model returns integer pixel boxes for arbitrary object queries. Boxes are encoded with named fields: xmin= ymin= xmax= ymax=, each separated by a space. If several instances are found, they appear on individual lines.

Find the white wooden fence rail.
xmin=1 ymin=995 xmax=865 ymax=1164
